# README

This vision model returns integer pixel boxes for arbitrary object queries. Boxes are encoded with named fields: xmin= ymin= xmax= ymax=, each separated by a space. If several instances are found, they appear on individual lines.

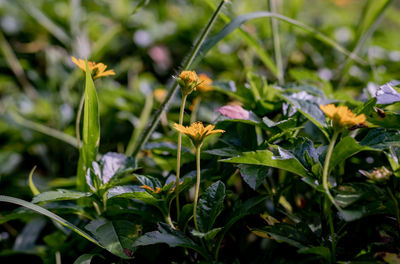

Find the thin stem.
xmin=165 ymin=212 xmax=176 ymax=229
xmin=131 ymin=0 xmax=227 ymax=157
xmin=175 ymin=94 xmax=188 ymax=219
xmin=322 ymin=131 xmax=340 ymax=207
xmin=386 ymin=186 xmax=400 ymax=236
xmin=193 ymin=145 xmax=202 ymax=231
xmin=76 ymin=93 xmax=85 ymax=149
xmin=269 ymin=0 xmax=284 ymax=85
xmin=322 ymin=130 xmax=339 ymax=262
xmin=326 ymin=197 xmax=336 ymax=263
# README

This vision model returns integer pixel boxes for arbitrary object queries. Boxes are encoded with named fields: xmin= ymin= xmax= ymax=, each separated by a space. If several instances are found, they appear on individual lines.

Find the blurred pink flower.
xmin=216 ymin=105 xmax=250 ymax=120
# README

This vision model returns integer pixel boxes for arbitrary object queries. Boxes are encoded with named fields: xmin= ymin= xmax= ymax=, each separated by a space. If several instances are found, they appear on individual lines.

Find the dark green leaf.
xmin=237 ymin=164 xmax=269 ymax=190
xmin=360 ymin=128 xmax=400 ymax=150
xmin=85 ymin=219 xmax=136 ymax=259
xmin=196 ymin=181 xmax=225 ymax=233
xmin=13 ymin=217 xmax=46 ymax=252
xmin=73 ymin=254 xmax=98 ymax=264
xmin=133 ymin=223 xmax=209 ymax=259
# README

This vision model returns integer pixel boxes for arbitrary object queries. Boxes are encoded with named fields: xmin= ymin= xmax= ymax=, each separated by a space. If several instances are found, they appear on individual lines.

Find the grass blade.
xmin=0 ymin=195 xmax=102 ymax=248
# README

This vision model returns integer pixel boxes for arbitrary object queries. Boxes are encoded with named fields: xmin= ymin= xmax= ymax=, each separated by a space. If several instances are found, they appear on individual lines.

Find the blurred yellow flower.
xmin=197 ymin=73 xmax=213 ymax=92
xmin=320 ymin=104 xmax=366 ymax=127
xmin=153 ymin=88 xmax=167 ymax=103
xmin=173 ymin=121 xmax=224 ymax=146
xmin=140 ymin=185 xmax=162 ymax=194
xmin=71 ymin=56 xmax=115 ymax=79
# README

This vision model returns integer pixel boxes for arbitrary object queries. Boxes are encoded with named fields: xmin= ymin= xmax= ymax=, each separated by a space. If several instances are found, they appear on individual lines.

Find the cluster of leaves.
xmin=0 ymin=0 xmax=400 ymax=263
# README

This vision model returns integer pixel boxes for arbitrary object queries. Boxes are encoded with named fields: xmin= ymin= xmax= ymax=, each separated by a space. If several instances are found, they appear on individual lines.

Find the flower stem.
xmin=322 ymin=130 xmax=339 ymax=263
xmin=131 ymin=0 xmax=227 ymax=158
xmin=193 ymin=144 xmax=202 ymax=231
xmin=175 ymin=94 xmax=188 ymax=219
xmin=323 ymin=131 xmax=340 ymax=207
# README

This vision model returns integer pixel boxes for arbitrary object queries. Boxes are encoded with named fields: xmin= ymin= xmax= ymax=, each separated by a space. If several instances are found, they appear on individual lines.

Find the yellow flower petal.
xmin=173 ymin=121 xmax=225 ymax=146
xmin=197 ymin=73 xmax=213 ymax=92
xmin=319 ymin=104 xmax=366 ymax=127
xmin=71 ymin=57 xmax=115 ymax=79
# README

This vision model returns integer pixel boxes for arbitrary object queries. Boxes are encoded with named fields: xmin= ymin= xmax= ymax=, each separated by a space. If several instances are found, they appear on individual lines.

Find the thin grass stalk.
xmin=131 ymin=0 xmax=227 ymax=157
xmin=338 ymin=0 xmax=394 ymax=88
xmin=269 ymin=0 xmax=284 ymax=85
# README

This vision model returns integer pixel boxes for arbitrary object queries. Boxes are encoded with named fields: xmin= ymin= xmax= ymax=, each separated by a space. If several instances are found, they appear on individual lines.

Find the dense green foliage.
xmin=0 ymin=0 xmax=400 ymax=263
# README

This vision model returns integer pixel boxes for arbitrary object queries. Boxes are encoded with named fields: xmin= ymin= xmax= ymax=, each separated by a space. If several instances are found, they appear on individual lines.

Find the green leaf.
xmin=85 ymin=219 xmax=136 ymax=259
xmin=237 ymin=165 xmax=269 ymax=190
xmin=32 ymin=189 xmax=91 ymax=203
xmin=368 ymin=111 xmax=400 ymax=129
xmin=221 ymin=149 xmax=309 ymax=178
xmin=178 ymin=203 xmax=194 ymax=231
xmin=196 ymin=181 xmax=226 ymax=233
xmin=329 ymin=136 xmax=375 ymax=171
xmin=0 ymin=195 xmax=102 ymax=248
xmin=298 ymin=246 xmax=331 ymax=261
xmin=73 ymin=254 xmax=100 ymax=264
xmin=77 ymin=60 xmax=100 ymax=191
xmin=360 ymin=128 xmax=400 ymax=150
xmin=252 ymin=222 xmax=318 ymax=249
xmin=280 ymin=92 xmax=329 ymax=138
xmin=133 ymin=223 xmax=209 ymax=259
xmin=191 ymin=227 xmax=223 ymax=241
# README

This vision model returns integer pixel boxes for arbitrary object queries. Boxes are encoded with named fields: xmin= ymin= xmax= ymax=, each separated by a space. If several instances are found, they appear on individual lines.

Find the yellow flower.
xmin=173 ymin=121 xmax=225 ymax=146
xmin=71 ymin=56 xmax=115 ymax=79
xmin=319 ymin=104 xmax=366 ymax=128
xmin=197 ymin=73 xmax=213 ymax=92
xmin=153 ymin=88 xmax=167 ymax=103
xmin=179 ymin=70 xmax=197 ymax=84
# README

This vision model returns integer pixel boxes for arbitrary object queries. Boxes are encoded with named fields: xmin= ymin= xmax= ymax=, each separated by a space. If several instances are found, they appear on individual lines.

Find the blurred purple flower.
xmin=375 ymin=80 xmax=400 ymax=104
xmin=216 ymin=105 xmax=250 ymax=120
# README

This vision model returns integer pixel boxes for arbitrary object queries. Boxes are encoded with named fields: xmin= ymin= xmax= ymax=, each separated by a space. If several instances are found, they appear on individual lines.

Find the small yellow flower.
xmin=153 ymin=88 xmax=167 ymax=103
xmin=179 ymin=70 xmax=197 ymax=84
xmin=197 ymin=73 xmax=213 ymax=92
xmin=71 ymin=56 xmax=115 ymax=79
xmin=319 ymin=104 xmax=366 ymax=128
xmin=178 ymin=70 xmax=198 ymax=96
xmin=140 ymin=185 xmax=155 ymax=192
xmin=173 ymin=121 xmax=225 ymax=146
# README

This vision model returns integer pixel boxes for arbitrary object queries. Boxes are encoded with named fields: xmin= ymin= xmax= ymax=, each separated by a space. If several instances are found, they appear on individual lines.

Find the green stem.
xmin=386 ymin=186 xmax=400 ymax=236
xmin=175 ymin=94 xmax=188 ymax=219
xmin=269 ymin=0 xmax=284 ymax=85
xmin=193 ymin=144 xmax=202 ymax=231
xmin=131 ymin=0 xmax=227 ymax=157
xmin=323 ymin=131 xmax=340 ymax=207
xmin=322 ymin=130 xmax=339 ymax=262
